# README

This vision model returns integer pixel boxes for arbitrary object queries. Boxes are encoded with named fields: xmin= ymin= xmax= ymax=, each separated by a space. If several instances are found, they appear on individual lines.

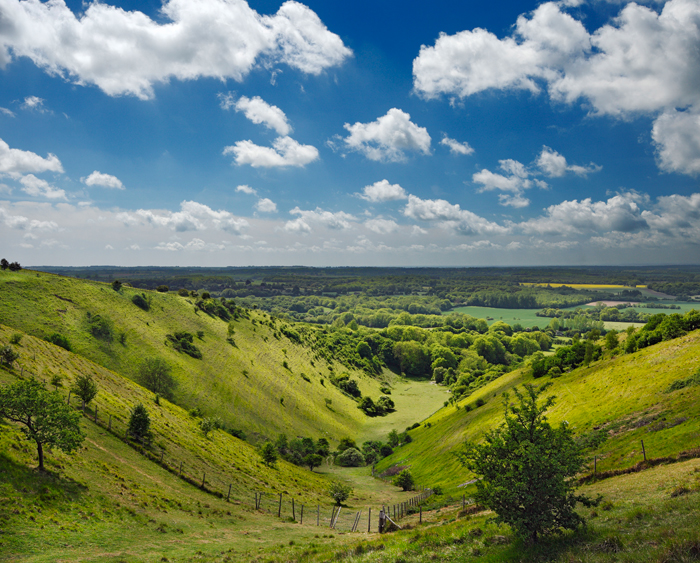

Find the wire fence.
xmin=65 ymin=396 xmax=433 ymax=533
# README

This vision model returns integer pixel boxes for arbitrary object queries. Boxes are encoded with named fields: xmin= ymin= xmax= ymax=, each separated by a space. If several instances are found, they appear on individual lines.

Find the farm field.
xmin=445 ymin=306 xmax=550 ymax=328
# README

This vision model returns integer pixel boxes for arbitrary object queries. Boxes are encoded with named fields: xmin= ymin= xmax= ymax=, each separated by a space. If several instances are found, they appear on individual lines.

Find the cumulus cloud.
xmin=520 ymin=192 xmax=650 ymax=235
xmin=284 ymin=207 xmax=356 ymax=233
xmin=20 ymin=174 xmax=67 ymax=200
xmin=535 ymin=146 xmax=601 ymax=177
xmin=412 ymin=0 xmax=700 ymax=176
xmin=223 ymin=94 xmax=292 ymax=136
xmin=223 ymin=136 xmax=319 ymax=167
xmin=441 ymin=135 xmax=474 ymax=155
xmin=652 ymin=108 xmax=700 ymax=176
xmin=0 ymin=206 xmax=59 ymax=231
xmin=403 ymin=194 xmax=508 ymax=235
xmin=82 ymin=171 xmax=125 ymax=190
xmin=0 ymin=0 xmax=352 ymax=100
xmin=117 ymin=200 xmax=249 ymax=234
xmin=358 ymin=179 xmax=407 ymax=202
xmin=255 ymin=197 xmax=278 ymax=213
xmin=21 ymin=96 xmax=47 ymax=112
xmin=0 ymin=138 xmax=64 ymax=178
xmin=339 ymin=108 xmax=431 ymax=162
xmin=364 ymin=217 xmax=399 ymax=234
xmin=472 ymin=159 xmax=547 ymax=208
xmin=0 ymin=107 xmax=15 ymax=117
xmin=235 ymin=184 xmax=257 ymax=195
xmin=155 ymin=238 xmax=226 ymax=252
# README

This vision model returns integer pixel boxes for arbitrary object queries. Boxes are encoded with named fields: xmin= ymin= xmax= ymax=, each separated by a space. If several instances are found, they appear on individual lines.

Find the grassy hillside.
xmin=0 ymin=269 xmax=385 ymax=445
xmin=378 ymin=330 xmax=700 ymax=491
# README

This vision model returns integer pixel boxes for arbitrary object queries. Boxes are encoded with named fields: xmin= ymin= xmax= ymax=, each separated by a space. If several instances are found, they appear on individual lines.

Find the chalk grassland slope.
xmin=378 ymin=331 xmax=700 ymax=491
xmin=0 ymin=269 xmax=379 ymax=443
xmin=0 ymin=324 xmax=331 ymax=503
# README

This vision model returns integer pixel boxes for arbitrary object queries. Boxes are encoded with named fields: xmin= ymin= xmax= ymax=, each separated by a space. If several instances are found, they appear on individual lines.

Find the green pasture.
xmin=445 ymin=306 xmax=549 ymax=328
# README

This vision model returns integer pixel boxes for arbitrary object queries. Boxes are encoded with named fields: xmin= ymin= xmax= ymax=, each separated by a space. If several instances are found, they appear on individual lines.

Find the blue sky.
xmin=1 ymin=0 xmax=699 ymax=267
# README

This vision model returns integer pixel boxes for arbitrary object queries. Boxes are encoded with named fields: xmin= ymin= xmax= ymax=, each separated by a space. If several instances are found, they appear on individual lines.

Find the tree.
xmin=0 ymin=258 xmax=8 ymax=270
xmin=457 ymin=382 xmax=598 ymax=544
xmin=387 ymin=429 xmax=400 ymax=448
xmin=0 ymin=379 xmax=85 ymax=471
xmin=111 ymin=280 xmax=122 ymax=291
xmin=71 ymin=374 xmax=98 ymax=410
xmin=337 ymin=437 xmax=357 ymax=452
xmin=304 ymin=453 xmax=323 ymax=471
xmin=260 ymin=441 xmax=277 ymax=467
xmin=328 ymin=481 xmax=353 ymax=505
xmin=393 ymin=469 xmax=414 ymax=491
xmin=0 ymin=345 xmax=20 ymax=367
xmin=8 ymin=261 xmax=21 ymax=271
xmin=137 ymin=357 xmax=176 ymax=400
xmin=605 ymin=330 xmax=619 ymax=351
xmin=335 ymin=447 xmax=365 ymax=467
xmin=128 ymin=403 xmax=151 ymax=442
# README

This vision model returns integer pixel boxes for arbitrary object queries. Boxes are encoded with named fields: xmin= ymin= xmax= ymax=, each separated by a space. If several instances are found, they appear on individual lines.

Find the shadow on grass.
xmin=0 ymin=450 xmax=87 ymax=507
xmin=494 ymin=526 xmax=598 ymax=563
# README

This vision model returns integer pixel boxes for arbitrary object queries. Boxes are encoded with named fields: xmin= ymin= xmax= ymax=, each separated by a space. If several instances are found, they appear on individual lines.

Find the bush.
xmin=335 ymin=447 xmax=365 ymax=467
xmin=156 ymin=285 xmax=169 ymax=293
xmin=46 ymin=333 xmax=72 ymax=351
xmin=393 ymin=469 xmax=414 ymax=491
xmin=166 ymin=331 xmax=202 ymax=359
xmin=128 ymin=403 xmax=151 ymax=442
xmin=86 ymin=312 xmax=113 ymax=341
xmin=137 ymin=357 xmax=176 ymax=400
xmin=177 ymin=288 xmax=189 ymax=297
xmin=71 ymin=374 xmax=98 ymax=408
xmin=0 ymin=345 xmax=19 ymax=366
xmin=9 ymin=333 xmax=22 ymax=345
xmin=328 ymin=481 xmax=353 ymax=505
xmin=111 ymin=280 xmax=122 ymax=291
xmin=131 ymin=294 xmax=150 ymax=311
xmin=380 ymin=444 xmax=394 ymax=457
xmin=260 ymin=442 xmax=277 ymax=467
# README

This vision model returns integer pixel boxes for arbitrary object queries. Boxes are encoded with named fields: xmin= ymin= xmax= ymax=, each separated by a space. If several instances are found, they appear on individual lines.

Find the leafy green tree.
xmin=316 ymin=437 xmax=330 ymax=456
xmin=260 ymin=441 xmax=277 ymax=467
xmin=0 ymin=258 xmax=8 ymax=270
xmin=335 ymin=447 xmax=365 ymax=467
xmin=304 ymin=453 xmax=323 ymax=471
xmin=337 ymin=437 xmax=357 ymax=452
xmin=111 ymin=280 xmax=122 ymax=291
xmin=328 ymin=481 xmax=353 ymax=505
xmin=71 ymin=374 xmax=98 ymax=410
xmin=605 ymin=330 xmax=619 ymax=351
xmin=0 ymin=379 xmax=85 ymax=471
xmin=393 ymin=469 xmax=414 ymax=491
xmin=199 ymin=417 xmax=221 ymax=437
xmin=387 ymin=429 xmax=400 ymax=448
xmin=0 ymin=345 xmax=20 ymax=367
xmin=457 ymin=382 xmax=599 ymax=544
xmin=131 ymin=293 xmax=150 ymax=310
xmin=128 ymin=403 xmax=151 ymax=442
xmin=137 ymin=357 xmax=176 ymax=400
xmin=46 ymin=333 xmax=72 ymax=351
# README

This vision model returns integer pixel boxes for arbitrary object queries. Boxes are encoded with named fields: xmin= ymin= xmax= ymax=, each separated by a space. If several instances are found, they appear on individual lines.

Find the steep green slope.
xmin=379 ymin=330 xmax=700 ymax=490
xmin=0 ymin=269 xmax=381 ymax=444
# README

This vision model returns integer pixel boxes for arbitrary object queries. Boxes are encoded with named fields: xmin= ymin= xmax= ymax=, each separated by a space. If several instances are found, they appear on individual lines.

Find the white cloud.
xmin=340 ymin=108 xmax=431 ymax=162
xmin=412 ymin=0 xmax=700 ymax=176
xmin=20 ymin=174 xmax=67 ymax=200
xmin=226 ymin=94 xmax=291 ymax=136
xmin=0 ymin=206 xmax=59 ymax=231
xmin=358 ymin=179 xmax=407 ymax=202
xmin=535 ymin=146 xmax=601 ymax=177
xmin=441 ymin=135 xmax=474 ymax=155
xmin=0 ymin=0 xmax=352 ymax=100
xmin=284 ymin=207 xmax=356 ymax=233
xmin=82 ymin=171 xmax=125 ymax=190
xmin=255 ymin=197 xmax=278 ymax=213
xmin=652 ymin=108 xmax=700 ymax=176
xmin=117 ymin=200 xmax=249 ymax=234
xmin=364 ymin=217 xmax=399 ymax=234
xmin=472 ymin=159 xmax=546 ymax=208
xmin=223 ymin=136 xmax=319 ymax=167
xmin=0 ymin=138 xmax=64 ymax=178
xmin=236 ymin=184 xmax=257 ymax=195
xmin=21 ymin=96 xmax=47 ymax=112
xmin=403 ymin=194 xmax=508 ymax=235
xmin=520 ymin=192 xmax=650 ymax=235
xmin=0 ymin=107 xmax=15 ymax=117
xmin=155 ymin=238 xmax=226 ymax=252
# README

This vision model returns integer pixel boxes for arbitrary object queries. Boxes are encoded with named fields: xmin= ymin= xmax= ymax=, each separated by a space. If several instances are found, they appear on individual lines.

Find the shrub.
xmin=380 ymin=444 xmax=394 ymax=457
xmin=0 ymin=345 xmax=19 ymax=366
xmin=166 ymin=331 xmax=202 ymax=359
xmin=9 ymin=333 xmax=22 ymax=345
xmin=328 ymin=482 xmax=353 ymax=505
xmin=393 ymin=469 xmax=414 ymax=491
xmin=177 ymin=288 xmax=189 ymax=297
xmin=379 ymin=386 xmax=392 ymax=394
xmin=137 ymin=358 xmax=176 ymax=400
xmin=336 ymin=447 xmax=365 ymax=467
xmin=46 ymin=333 xmax=72 ymax=351
xmin=128 ymin=403 xmax=151 ymax=442
xmin=156 ymin=285 xmax=169 ymax=293
xmin=131 ymin=294 xmax=150 ymax=311
xmin=260 ymin=442 xmax=277 ymax=467
xmin=111 ymin=280 xmax=122 ymax=291
xmin=86 ymin=312 xmax=113 ymax=341
xmin=71 ymin=374 xmax=98 ymax=409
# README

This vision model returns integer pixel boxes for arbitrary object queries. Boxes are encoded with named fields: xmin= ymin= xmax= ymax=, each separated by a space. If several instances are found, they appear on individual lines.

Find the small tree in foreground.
xmin=328 ymin=481 xmax=353 ymax=505
xmin=304 ymin=453 xmax=323 ymax=472
xmin=71 ymin=374 xmax=98 ymax=411
xmin=393 ymin=469 xmax=414 ymax=491
xmin=0 ymin=379 xmax=85 ymax=471
xmin=457 ymin=382 xmax=599 ymax=544
xmin=128 ymin=403 xmax=151 ymax=442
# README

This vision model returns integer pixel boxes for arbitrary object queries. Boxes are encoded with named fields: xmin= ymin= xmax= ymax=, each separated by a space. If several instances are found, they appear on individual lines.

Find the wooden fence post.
xmin=179 ymin=461 xmax=183 ymax=476
xmin=368 ymin=508 xmax=371 ymax=533
xmin=594 ymin=456 xmax=597 ymax=474
xmin=420 ymin=505 xmax=422 ymax=524
xmin=462 ymin=494 xmax=465 ymax=510
xmin=641 ymin=440 xmax=647 ymax=461
xmin=278 ymin=493 xmax=282 ymax=518
xmin=201 ymin=473 xmax=205 ymax=488
xmin=292 ymin=498 xmax=295 ymax=521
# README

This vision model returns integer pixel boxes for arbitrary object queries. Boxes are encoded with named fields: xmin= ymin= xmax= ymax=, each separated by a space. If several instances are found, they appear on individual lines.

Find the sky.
xmin=1 ymin=0 xmax=699 ymax=267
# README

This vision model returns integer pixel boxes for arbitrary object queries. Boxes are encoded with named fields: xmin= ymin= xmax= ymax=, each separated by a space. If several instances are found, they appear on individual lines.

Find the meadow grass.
xmin=445 ymin=306 xmax=551 ymax=328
